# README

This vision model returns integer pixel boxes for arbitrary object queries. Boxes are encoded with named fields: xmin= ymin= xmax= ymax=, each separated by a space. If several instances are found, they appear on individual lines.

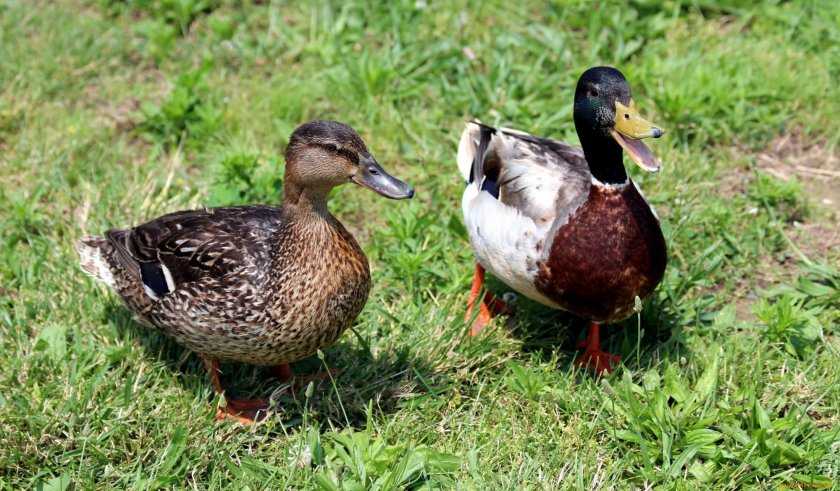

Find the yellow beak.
xmin=610 ymin=99 xmax=665 ymax=172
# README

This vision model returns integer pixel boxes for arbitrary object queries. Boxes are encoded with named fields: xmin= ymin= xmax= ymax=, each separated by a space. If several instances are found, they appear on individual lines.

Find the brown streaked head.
xmin=284 ymin=120 xmax=414 ymax=200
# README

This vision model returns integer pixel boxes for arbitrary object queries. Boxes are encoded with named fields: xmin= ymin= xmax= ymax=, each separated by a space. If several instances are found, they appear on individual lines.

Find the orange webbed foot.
xmin=465 ymin=263 xmax=515 ymax=336
xmin=468 ymin=293 xmax=513 ymax=336
xmin=574 ymin=350 xmax=621 ymax=374
xmin=574 ymin=322 xmax=621 ymax=374
xmin=270 ymin=363 xmax=293 ymax=383
xmin=202 ymin=356 xmax=275 ymax=424
xmin=484 ymin=292 xmax=513 ymax=317
xmin=215 ymin=397 xmax=270 ymax=424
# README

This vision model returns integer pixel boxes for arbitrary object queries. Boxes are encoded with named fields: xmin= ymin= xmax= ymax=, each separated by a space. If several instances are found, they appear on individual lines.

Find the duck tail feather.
xmin=471 ymin=122 xmax=497 ymax=186
xmin=105 ymin=229 xmax=143 ymax=281
xmin=76 ymin=236 xmax=116 ymax=287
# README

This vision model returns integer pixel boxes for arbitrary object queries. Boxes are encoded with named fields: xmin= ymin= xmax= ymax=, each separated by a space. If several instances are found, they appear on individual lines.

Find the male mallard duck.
xmin=458 ymin=67 xmax=666 ymax=373
xmin=78 ymin=120 xmax=413 ymax=422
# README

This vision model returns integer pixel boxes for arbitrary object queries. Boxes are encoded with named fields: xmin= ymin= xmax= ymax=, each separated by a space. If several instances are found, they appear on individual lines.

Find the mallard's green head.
xmin=573 ymin=66 xmax=664 ymax=173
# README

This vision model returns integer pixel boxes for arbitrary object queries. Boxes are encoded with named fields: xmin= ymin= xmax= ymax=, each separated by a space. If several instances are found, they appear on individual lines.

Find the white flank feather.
xmin=461 ymin=184 xmax=560 ymax=308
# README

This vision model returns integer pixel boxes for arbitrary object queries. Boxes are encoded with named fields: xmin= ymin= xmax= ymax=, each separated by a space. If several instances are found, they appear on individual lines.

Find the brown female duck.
xmin=78 ymin=120 xmax=413 ymax=422
xmin=458 ymin=67 xmax=666 ymax=373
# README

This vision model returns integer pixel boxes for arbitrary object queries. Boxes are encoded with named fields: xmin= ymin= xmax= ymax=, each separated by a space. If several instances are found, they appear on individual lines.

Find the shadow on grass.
xmin=483 ymin=274 xmax=688 ymax=373
xmin=101 ymin=303 xmax=443 ymax=430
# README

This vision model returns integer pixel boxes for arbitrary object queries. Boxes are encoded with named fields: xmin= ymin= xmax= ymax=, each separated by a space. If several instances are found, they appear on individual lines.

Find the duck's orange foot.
xmin=575 ymin=322 xmax=620 ymax=374
xmin=465 ymin=263 xmax=515 ymax=336
xmin=202 ymin=356 xmax=273 ymax=424
xmin=574 ymin=350 xmax=621 ymax=374
xmin=485 ymin=291 xmax=514 ymax=317
xmin=270 ymin=363 xmax=293 ymax=383
xmin=468 ymin=293 xmax=513 ymax=336
xmin=215 ymin=397 xmax=270 ymax=424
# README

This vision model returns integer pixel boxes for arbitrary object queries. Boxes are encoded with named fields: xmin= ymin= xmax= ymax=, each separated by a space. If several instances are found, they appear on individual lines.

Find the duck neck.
xmin=283 ymin=181 xmax=332 ymax=218
xmin=578 ymin=128 xmax=628 ymax=185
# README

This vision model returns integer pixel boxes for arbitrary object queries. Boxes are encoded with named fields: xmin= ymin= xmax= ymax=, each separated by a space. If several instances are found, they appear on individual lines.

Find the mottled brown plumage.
xmin=78 ymin=120 xmax=413 ymax=421
xmin=86 ymin=205 xmax=371 ymax=366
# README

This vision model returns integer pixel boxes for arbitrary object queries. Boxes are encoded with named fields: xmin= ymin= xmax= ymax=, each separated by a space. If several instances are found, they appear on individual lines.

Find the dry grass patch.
xmin=757 ymin=132 xmax=840 ymax=263
xmin=757 ymin=132 xmax=840 ymax=210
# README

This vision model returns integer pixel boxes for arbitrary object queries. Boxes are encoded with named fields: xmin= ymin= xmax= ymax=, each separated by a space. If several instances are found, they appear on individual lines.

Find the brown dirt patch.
xmin=97 ymin=96 xmax=141 ymax=133
xmin=756 ymin=132 xmax=840 ymax=263
xmin=790 ymin=222 xmax=840 ymax=263
xmin=714 ymin=134 xmax=840 ymax=320
xmin=757 ymin=132 xmax=840 ymax=211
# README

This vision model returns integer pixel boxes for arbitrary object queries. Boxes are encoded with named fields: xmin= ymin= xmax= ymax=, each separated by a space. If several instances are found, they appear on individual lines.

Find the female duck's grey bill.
xmin=353 ymin=157 xmax=414 ymax=199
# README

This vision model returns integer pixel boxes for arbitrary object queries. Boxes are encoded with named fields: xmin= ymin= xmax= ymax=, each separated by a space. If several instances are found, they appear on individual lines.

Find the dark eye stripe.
xmin=315 ymin=143 xmax=359 ymax=164
xmin=337 ymin=148 xmax=359 ymax=164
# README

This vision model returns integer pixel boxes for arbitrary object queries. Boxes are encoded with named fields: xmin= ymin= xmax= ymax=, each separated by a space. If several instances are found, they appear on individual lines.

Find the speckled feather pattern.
xmin=81 ymin=205 xmax=370 ymax=366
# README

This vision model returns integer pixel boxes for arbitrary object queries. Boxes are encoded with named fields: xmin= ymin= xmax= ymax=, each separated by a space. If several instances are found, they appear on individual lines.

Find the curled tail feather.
xmin=472 ymin=122 xmax=498 ymax=198
xmin=457 ymin=121 xmax=498 ymax=186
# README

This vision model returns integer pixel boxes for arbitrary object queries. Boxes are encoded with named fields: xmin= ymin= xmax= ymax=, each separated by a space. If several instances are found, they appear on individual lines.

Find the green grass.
xmin=1 ymin=0 xmax=839 ymax=488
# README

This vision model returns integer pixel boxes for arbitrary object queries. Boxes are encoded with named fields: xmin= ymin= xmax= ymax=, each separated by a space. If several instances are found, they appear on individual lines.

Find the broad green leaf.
xmin=35 ymin=323 xmax=67 ymax=361
xmin=313 ymin=473 xmax=340 ymax=491
xmin=642 ymin=369 xmax=660 ymax=391
xmin=41 ymin=474 xmax=71 ymax=491
xmin=685 ymin=429 xmax=723 ymax=447
xmin=719 ymin=422 xmax=751 ymax=446
xmin=767 ymin=438 xmax=806 ymax=464
xmin=752 ymin=399 xmax=772 ymax=431
xmin=667 ymin=446 xmax=699 ymax=478
xmin=792 ymin=474 xmax=833 ymax=489
xmin=694 ymin=354 xmax=719 ymax=403
xmin=750 ymin=456 xmax=770 ymax=477
xmin=688 ymin=460 xmax=716 ymax=482
xmin=615 ymin=430 xmax=645 ymax=445
xmin=421 ymin=449 xmax=460 ymax=472
xmin=664 ymin=365 xmax=689 ymax=403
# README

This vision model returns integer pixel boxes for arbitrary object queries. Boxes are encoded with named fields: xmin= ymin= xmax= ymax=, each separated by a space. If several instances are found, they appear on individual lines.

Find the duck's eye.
xmin=624 ymin=113 xmax=630 ymax=119
xmin=588 ymin=88 xmax=598 ymax=98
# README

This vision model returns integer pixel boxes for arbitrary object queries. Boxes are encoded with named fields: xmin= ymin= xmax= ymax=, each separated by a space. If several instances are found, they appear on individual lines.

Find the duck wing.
xmin=105 ymin=206 xmax=281 ymax=300
xmin=458 ymin=121 xmax=591 ymax=228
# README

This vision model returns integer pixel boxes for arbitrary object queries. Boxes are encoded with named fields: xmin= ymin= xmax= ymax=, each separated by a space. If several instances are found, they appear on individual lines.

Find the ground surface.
xmin=1 ymin=1 xmax=838 ymax=489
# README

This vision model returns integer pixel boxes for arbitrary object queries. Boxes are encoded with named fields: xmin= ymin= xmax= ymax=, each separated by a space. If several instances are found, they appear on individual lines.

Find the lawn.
xmin=1 ymin=0 xmax=838 ymax=489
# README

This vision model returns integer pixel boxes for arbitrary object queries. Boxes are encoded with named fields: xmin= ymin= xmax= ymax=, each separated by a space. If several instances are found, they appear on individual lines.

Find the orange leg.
xmin=465 ymin=263 xmax=512 ymax=336
xmin=574 ymin=322 xmax=621 ymax=374
xmin=270 ymin=363 xmax=293 ymax=383
xmin=202 ymin=357 xmax=270 ymax=424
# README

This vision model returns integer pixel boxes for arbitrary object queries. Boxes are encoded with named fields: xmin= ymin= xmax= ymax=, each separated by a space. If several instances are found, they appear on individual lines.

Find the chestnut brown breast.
xmin=534 ymin=182 xmax=666 ymax=323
